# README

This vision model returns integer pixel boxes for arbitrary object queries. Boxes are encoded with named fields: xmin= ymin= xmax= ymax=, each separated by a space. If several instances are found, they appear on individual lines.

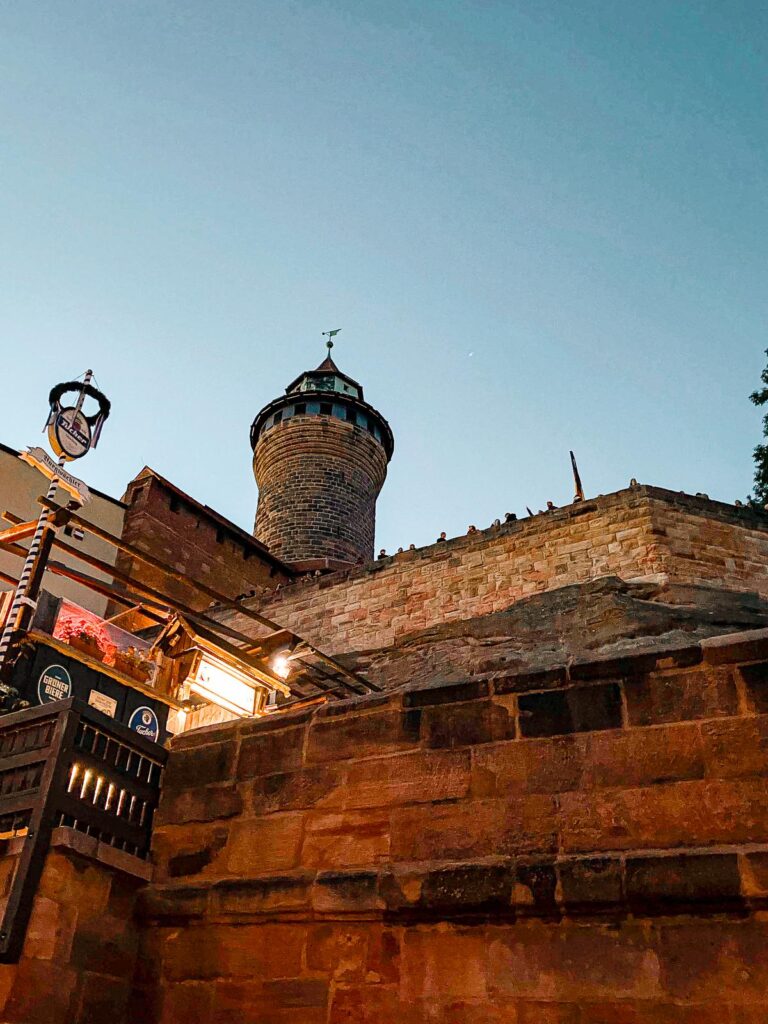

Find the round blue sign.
xmin=128 ymin=705 xmax=160 ymax=742
xmin=37 ymin=664 xmax=72 ymax=704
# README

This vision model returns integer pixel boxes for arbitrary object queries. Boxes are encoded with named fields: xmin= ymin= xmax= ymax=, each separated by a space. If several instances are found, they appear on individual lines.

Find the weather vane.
xmin=322 ymin=328 xmax=341 ymax=352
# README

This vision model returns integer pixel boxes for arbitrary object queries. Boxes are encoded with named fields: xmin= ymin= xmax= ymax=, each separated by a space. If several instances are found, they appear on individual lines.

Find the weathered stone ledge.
xmin=139 ymin=845 xmax=768 ymax=924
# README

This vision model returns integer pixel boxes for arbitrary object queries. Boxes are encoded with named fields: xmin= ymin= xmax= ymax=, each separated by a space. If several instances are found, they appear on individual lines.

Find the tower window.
xmin=169 ymin=495 xmax=181 ymax=513
xmin=272 ymin=411 xmax=283 ymax=425
xmin=294 ymin=403 xmax=306 ymax=415
xmin=319 ymin=402 xmax=333 ymax=415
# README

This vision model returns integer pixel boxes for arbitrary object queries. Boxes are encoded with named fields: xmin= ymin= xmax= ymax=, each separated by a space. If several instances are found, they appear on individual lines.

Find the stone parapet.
xmin=218 ymin=486 xmax=768 ymax=683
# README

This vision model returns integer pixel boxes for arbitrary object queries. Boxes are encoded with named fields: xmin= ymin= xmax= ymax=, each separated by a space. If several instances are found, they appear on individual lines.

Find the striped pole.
xmin=0 ymin=370 xmax=93 ymax=676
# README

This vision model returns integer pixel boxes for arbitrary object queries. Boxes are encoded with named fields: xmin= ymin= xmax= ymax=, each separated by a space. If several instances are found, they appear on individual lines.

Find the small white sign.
xmin=88 ymin=690 xmax=117 ymax=718
xmin=19 ymin=447 xmax=91 ymax=504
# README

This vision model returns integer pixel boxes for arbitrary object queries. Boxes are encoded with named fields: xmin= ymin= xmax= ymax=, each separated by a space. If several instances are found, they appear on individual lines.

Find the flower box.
xmin=68 ymin=633 xmax=104 ymax=661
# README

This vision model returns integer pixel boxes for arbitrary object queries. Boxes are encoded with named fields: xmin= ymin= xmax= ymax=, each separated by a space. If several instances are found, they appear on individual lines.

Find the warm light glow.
xmin=272 ymin=653 xmax=291 ymax=679
xmin=189 ymin=655 xmax=258 ymax=717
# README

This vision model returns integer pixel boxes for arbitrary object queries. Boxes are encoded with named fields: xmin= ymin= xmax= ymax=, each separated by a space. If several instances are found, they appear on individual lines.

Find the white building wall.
xmin=0 ymin=442 xmax=126 ymax=617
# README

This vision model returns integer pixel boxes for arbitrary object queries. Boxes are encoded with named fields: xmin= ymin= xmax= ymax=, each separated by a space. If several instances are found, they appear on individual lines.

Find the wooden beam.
xmin=0 ymin=521 xmax=37 ymax=546
xmin=46 ymin=561 xmax=164 ymax=615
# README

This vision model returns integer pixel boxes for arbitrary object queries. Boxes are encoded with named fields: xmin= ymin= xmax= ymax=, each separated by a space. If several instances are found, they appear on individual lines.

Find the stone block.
xmin=73 ymin=974 xmax=130 ymax=1024
xmin=261 ymin=978 xmax=330 ymax=1009
xmin=701 ymin=717 xmax=768 ymax=779
xmin=422 ymin=701 xmax=515 ymax=749
xmin=248 ymin=765 xmax=342 ymax=814
xmin=343 ymin=749 xmax=470 ymax=809
xmin=162 ymin=741 xmax=235 ymax=794
xmin=518 ymin=684 xmax=622 ymax=738
xmin=163 ymin=923 xmax=303 ymax=982
xmin=486 ymin=920 xmax=663 ymax=1002
xmin=38 ymin=850 xmax=111 ymax=911
xmin=301 ymin=809 xmax=390 ymax=869
xmin=400 ymin=927 xmax=489 ymax=1002
xmin=305 ymin=923 xmax=369 ymax=981
xmin=626 ymin=853 xmax=742 ymax=911
xmin=740 ymin=851 xmax=768 ymax=897
xmin=305 ymin=709 xmax=422 ymax=764
xmin=3 ymin=958 xmax=78 ymax=1024
xmin=581 ymin=724 xmax=704 ymax=790
xmin=312 ymin=870 xmax=380 ymax=912
xmin=657 ymin=919 xmax=768 ymax=1003
xmin=25 ymin=894 xmax=76 ymax=961
xmin=558 ymin=857 xmax=623 ymax=911
xmin=156 ymin=825 xmax=229 ymax=881
xmin=70 ymin=919 xmax=139 ymax=980
xmin=391 ymin=795 xmax=557 ymax=862
xmin=703 ymin=631 xmax=768 ymax=666
xmin=517 ymin=1003 xmax=580 ymax=1023
xmin=740 ymin=662 xmax=768 ymax=713
xmin=210 ymin=874 xmax=313 ymax=916
xmin=403 ymin=680 xmax=490 ymax=706
xmin=624 ymin=668 xmax=738 ymax=726
xmin=493 ymin=666 xmax=568 ymax=695
xmin=514 ymin=860 xmax=559 ymax=917
xmin=328 ymin=985 xmax=402 ymax=1024
xmin=559 ymin=779 xmax=768 ymax=853
xmin=137 ymin=885 xmax=209 ymax=922
xmin=472 ymin=735 xmax=584 ymax=796
xmin=236 ymin=727 xmax=304 ymax=779
xmin=381 ymin=862 xmax=515 ymax=917
xmin=157 ymin=782 xmax=243 ymax=826
xmin=156 ymin=981 xmax=214 ymax=1024
xmin=226 ymin=813 xmax=305 ymax=873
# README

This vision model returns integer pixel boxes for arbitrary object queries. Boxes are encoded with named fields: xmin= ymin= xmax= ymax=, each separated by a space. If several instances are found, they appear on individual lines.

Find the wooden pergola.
xmin=0 ymin=495 xmax=379 ymax=710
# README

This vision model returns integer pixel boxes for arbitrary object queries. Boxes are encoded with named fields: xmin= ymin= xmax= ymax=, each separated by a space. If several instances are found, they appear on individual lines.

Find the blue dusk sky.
xmin=1 ymin=1 xmax=766 ymax=551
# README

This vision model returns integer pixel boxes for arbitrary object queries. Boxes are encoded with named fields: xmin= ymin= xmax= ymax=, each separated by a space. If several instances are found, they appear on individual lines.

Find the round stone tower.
xmin=250 ymin=345 xmax=394 ymax=568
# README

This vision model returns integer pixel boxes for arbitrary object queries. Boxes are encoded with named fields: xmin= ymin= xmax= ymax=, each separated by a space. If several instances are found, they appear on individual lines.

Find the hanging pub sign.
xmin=46 ymin=381 xmax=111 ymax=463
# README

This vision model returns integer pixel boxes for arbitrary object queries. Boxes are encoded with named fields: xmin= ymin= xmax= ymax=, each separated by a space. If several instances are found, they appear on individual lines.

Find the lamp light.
xmin=271 ymin=652 xmax=291 ymax=679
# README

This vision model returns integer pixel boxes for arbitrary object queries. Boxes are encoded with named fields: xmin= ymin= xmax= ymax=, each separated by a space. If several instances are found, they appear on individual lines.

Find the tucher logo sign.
xmin=48 ymin=407 xmax=92 ymax=462
xmin=37 ymin=664 xmax=72 ymax=704
xmin=128 ymin=706 xmax=160 ymax=743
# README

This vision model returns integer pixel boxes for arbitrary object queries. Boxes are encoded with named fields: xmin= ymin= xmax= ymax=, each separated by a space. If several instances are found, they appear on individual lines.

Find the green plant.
xmin=750 ymin=349 xmax=768 ymax=506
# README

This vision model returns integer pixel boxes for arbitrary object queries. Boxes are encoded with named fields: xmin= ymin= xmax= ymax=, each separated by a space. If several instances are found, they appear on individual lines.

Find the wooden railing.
xmin=0 ymin=699 xmax=167 ymax=961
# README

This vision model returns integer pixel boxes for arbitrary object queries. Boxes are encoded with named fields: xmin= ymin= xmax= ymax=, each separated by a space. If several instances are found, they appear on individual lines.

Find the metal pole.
xmin=0 ymin=370 xmax=93 ymax=675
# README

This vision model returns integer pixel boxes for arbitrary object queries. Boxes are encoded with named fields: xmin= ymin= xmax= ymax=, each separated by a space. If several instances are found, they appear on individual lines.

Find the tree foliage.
xmin=750 ymin=349 xmax=768 ymax=506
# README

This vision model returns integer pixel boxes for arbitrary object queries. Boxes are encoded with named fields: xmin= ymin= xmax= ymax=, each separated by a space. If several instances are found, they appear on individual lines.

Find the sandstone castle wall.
xmin=0 ymin=830 xmax=147 ymax=1024
xmin=228 ymin=486 xmax=768 ymax=658
xmin=135 ymin=628 xmax=768 ymax=1022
